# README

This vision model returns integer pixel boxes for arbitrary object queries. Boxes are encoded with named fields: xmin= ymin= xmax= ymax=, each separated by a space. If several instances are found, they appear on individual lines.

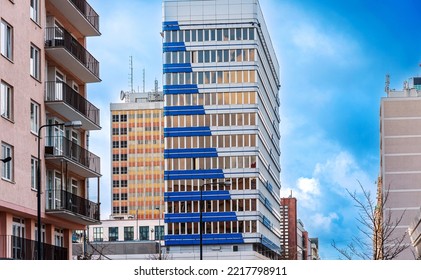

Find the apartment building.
xmin=162 ymin=0 xmax=282 ymax=259
xmin=379 ymin=76 xmax=421 ymax=259
xmin=0 ymin=0 xmax=101 ymax=259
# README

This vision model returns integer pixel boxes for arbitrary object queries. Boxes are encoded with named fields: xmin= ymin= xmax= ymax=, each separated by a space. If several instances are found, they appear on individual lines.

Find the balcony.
xmin=46 ymin=189 xmax=100 ymax=225
xmin=48 ymin=0 xmax=100 ymax=36
xmin=45 ymin=136 xmax=101 ymax=178
xmin=45 ymin=27 xmax=100 ymax=83
xmin=45 ymin=82 xmax=101 ymax=130
xmin=0 ymin=235 xmax=67 ymax=260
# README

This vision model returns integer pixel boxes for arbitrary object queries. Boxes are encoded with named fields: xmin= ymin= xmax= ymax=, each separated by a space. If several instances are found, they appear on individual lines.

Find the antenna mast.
xmin=129 ymin=56 xmax=134 ymax=93
xmin=143 ymin=68 xmax=146 ymax=93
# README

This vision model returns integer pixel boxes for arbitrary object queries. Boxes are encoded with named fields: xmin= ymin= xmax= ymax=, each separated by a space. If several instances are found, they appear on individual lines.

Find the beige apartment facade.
xmin=0 ymin=0 xmax=101 ymax=259
xmin=379 ymin=77 xmax=421 ymax=259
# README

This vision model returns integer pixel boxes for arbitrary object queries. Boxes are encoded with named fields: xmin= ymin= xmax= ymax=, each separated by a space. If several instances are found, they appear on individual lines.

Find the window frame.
xmin=1 ymin=142 xmax=13 ymax=181
xmin=1 ymin=19 xmax=13 ymax=60
xmin=30 ymin=0 xmax=40 ymax=24
xmin=1 ymin=80 xmax=13 ymax=121
xmin=30 ymin=101 xmax=40 ymax=134
xmin=124 ymin=226 xmax=134 ymax=241
xmin=93 ymin=227 xmax=103 ymax=242
xmin=31 ymin=156 xmax=38 ymax=190
xmin=30 ymin=44 xmax=41 ymax=80
xmin=108 ymin=227 xmax=118 ymax=241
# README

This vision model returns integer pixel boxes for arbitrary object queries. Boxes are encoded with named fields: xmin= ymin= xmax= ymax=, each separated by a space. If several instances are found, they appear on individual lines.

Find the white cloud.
xmin=311 ymin=212 xmax=339 ymax=232
xmin=314 ymin=151 xmax=375 ymax=195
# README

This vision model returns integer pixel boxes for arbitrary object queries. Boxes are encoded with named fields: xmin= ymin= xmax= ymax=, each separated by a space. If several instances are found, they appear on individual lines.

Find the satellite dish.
xmin=120 ymin=90 xmax=126 ymax=100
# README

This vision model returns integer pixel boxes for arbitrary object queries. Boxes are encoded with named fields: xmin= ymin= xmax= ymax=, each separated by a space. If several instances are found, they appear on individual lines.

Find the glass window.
xmin=30 ymin=101 xmax=40 ymax=134
xmin=93 ymin=227 xmax=103 ymax=242
xmin=1 ymin=20 xmax=13 ymax=60
xmin=198 ymin=29 xmax=203 ymax=41
xmin=155 ymin=225 xmax=164 ymax=240
xmin=30 ymin=44 xmax=40 ymax=80
xmin=249 ymin=28 xmax=255 ymax=40
xmin=139 ymin=226 xmax=149 ymax=240
xmin=31 ymin=157 xmax=38 ymax=190
xmin=184 ymin=30 xmax=190 ymax=42
xmin=30 ymin=0 xmax=40 ymax=23
xmin=217 ymin=29 xmax=222 ymax=41
xmin=1 ymin=81 xmax=13 ymax=120
xmin=124 ymin=226 xmax=134 ymax=241
xmin=1 ymin=143 xmax=12 ymax=181
xmin=112 ymin=115 xmax=119 ymax=122
xmin=108 ymin=227 xmax=118 ymax=241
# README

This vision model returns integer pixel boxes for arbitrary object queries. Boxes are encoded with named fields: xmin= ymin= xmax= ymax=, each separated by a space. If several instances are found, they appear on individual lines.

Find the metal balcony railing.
xmin=45 ymin=136 xmax=100 ymax=175
xmin=45 ymin=27 xmax=100 ymax=79
xmin=0 ymin=235 xmax=67 ymax=260
xmin=46 ymin=189 xmax=100 ymax=221
xmin=70 ymin=0 xmax=100 ymax=32
xmin=45 ymin=81 xmax=100 ymax=127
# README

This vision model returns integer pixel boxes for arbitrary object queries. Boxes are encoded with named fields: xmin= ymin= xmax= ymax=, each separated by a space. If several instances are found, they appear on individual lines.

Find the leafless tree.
xmin=331 ymin=181 xmax=410 ymax=260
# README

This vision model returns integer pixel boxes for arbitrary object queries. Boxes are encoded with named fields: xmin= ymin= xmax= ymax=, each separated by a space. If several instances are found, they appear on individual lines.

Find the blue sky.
xmin=86 ymin=0 xmax=421 ymax=259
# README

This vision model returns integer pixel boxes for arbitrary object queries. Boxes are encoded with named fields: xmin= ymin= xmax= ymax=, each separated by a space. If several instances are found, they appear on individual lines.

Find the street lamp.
xmin=37 ymin=120 xmax=82 ymax=260
xmin=156 ymin=207 xmax=162 ymax=260
xmin=199 ymin=181 xmax=231 ymax=260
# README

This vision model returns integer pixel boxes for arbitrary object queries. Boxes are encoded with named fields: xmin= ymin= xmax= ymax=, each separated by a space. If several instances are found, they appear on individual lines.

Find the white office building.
xmin=162 ymin=0 xmax=281 ymax=259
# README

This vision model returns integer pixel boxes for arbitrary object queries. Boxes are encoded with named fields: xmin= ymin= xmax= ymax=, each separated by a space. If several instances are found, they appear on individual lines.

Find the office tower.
xmin=110 ymin=86 xmax=165 ymax=225
xmin=379 ymin=76 xmax=421 ymax=259
xmin=0 ymin=0 xmax=101 ymax=259
xmin=162 ymin=0 xmax=281 ymax=259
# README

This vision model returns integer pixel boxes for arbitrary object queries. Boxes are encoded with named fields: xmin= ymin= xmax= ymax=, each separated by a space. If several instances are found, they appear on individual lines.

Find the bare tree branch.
xmin=332 ymin=180 xmax=412 ymax=259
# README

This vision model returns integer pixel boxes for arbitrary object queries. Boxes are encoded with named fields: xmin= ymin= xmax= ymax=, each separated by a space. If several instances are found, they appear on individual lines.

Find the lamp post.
xmin=37 ymin=120 xmax=82 ymax=260
xmin=199 ymin=181 xmax=230 ymax=260
xmin=156 ymin=207 xmax=162 ymax=260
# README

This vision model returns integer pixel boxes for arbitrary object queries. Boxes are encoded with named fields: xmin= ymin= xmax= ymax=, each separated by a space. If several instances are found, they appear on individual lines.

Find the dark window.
xmin=109 ymin=227 xmax=118 ymax=241
xmin=124 ymin=226 xmax=134 ymax=241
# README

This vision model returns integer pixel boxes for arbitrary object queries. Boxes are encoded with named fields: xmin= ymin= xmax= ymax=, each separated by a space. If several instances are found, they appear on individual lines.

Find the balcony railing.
xmin=0 ymin=235 xmax=67 ymax=260
xmin=45 ymin=81 xmax=100 ymax=129
xmin=46 ymin=189 xmax=100 ymax=222
xmin=45 ymin=135 xmax=100 ymax=176
xmin=45 ymin=27 xmax=100 ymax=79
xmin=70 ymin=0 xmax=100 ymax=32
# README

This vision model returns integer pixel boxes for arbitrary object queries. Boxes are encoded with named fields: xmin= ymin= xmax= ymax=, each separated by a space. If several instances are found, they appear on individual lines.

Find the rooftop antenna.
xmin=129 ymin=56 xmax=134 ymax=93
xmin=385 ymin=74 xmax=390 ymax=94
xmin=143 ymin=68 xmax=146 ymax=93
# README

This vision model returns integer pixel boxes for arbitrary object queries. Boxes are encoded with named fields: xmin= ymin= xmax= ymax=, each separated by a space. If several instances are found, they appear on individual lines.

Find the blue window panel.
xmin=163 ymin=84 xmax=199 ymax=95
xmin=163 ymin=63 xmax=193 ymax=73
xmin=164 ymin=169 xmax=224 ymax=180
xmin=165 ymin=233 xmax=244 ymax=246
xmin=164 ymin=147 xmax=217 ymax=158
xmin=165 ymin=212 xmax=237 ymax=223
xmin=163 ymin=105 xmax=205 ymax=116
xmin=164 ymin=126 xmax=211 ymax=137
xmin=164 ymin=190 xmax=231 ymax=202
xmin=162 ymin=21 xmax=180 ymax=31
xmin=163 ymin=42 xmax=186 ymax=52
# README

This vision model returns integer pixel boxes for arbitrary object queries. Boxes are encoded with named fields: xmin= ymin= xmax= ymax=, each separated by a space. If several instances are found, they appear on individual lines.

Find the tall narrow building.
xmin=379 ymin=76 xmax=421 ymax=259
xmin=0 ymin=0 xmax=102 ymax=259
xmin=110 ymin=85 xmax=165 ymax=228
xmin=162 ymin=0 xmax=281 ymax=259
